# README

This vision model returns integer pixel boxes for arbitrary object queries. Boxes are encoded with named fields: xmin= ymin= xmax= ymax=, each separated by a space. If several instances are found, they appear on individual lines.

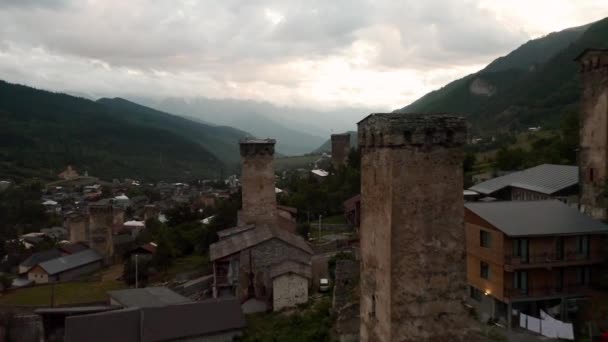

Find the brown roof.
xmin=270 ymin=260 xmax=312 ymax=279
xmin=210 ymin=225 xmax=313 ymax=261
xmin=58 ymin=242 xmax=89 ymax=255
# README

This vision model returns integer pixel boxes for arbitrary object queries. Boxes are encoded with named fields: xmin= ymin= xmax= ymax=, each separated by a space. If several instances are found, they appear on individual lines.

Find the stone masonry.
xmin=237 ymin=139 xmax=278 ymax=227
xmin=576 ymin=49 xmax=608 ymax=219
xmin=331 ymin=133 xmax=351 ymax=169
xmin=358 ymin=113 xmax=473 ymax=341
xmin=88 ymin=204 xmax=115 ymax=262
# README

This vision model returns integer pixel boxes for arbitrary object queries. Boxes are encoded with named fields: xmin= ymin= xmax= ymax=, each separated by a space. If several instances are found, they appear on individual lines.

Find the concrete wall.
xmin=27 ymin=266 xmax=49 ymax=284
xmin=578 ymin=51 xmax=608 ymax=219
xmin=238 ymin=140 xmax=278 ymax=228
xmin=358 ymin=114 xmax=471 ymax=341
xmin=273 ymin=273 xmax=309 ymax=311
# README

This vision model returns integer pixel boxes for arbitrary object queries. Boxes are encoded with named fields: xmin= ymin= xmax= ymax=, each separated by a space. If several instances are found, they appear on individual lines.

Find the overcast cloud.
xmin=0 ymin=0 xmax=607 ymax=111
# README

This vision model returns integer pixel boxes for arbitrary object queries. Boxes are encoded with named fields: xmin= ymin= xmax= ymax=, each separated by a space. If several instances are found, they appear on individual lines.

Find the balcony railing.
xmin=505 ymin=283 xmax=595 ymax=299
xmin=505 ymin=252 xmax=602 ymax=268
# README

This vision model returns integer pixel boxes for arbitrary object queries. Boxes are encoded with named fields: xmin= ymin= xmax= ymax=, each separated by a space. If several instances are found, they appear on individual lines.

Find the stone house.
xmin=210 ymin=225 xmax=313 ymax=306
xmin=270 ymin=260 xmax=312 ymax=311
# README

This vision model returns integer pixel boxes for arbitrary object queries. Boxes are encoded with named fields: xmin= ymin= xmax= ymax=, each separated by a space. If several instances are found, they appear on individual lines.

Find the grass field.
xmin=0 ymin=279 xmax=124 ymax=306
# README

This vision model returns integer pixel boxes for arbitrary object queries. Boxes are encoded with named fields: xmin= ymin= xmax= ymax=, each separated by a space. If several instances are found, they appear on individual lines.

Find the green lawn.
xmin=159 ymin=254 xmax=209 ymax=281
xmin=0 ymin=279 xmax=125 ymax=306
xmin=322 ymin=214 xmax=347 ymax=224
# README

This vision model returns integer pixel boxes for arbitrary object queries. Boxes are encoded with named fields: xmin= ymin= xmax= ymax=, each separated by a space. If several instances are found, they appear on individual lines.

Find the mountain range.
xmin=397 ymin=17 xmax=608 ymax=136
xmin=0 ymin=81 xmax=247 ymax=182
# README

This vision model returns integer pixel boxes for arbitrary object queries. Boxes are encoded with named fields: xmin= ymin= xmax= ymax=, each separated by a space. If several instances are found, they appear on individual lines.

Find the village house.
xmin=465 ymin=200 xmax=608 ymax=326
xmin=27 ymin=249 xmax=103 ymax=284
xmin=468 ymin=164 xmax=578 ymax=203
xmin=210 ymin=225 xmax=312 ymax=308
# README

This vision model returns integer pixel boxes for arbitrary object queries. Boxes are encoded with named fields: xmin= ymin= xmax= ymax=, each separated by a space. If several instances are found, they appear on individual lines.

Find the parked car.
xmin=319 ymin=278 xmax=330 ymax=292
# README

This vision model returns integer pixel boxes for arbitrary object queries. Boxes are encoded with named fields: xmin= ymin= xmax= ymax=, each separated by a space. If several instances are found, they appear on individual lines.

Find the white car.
xmin=319 ymin=278 xmax=330 ymax=292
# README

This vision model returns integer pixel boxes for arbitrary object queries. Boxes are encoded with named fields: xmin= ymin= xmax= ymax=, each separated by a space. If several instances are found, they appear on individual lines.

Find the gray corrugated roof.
xmin=108 ymin=287 xmax=190 ymax=308
xmin=20 ymin=248 xmax=62 ymax=269
xmin=37 ymin=249 xmax=102 ymax=275
xmin=65 ymin=299 xmax=246 ymax=342
xmin=465 ymin=200 xmax=608 ymax=236
xmin=210 ymin=225 xmax=313 ymax=261
xmin=141 ymin=298 xmax=246 ymax=342
xmin=469 ymin=164 xmax=578 ymax=195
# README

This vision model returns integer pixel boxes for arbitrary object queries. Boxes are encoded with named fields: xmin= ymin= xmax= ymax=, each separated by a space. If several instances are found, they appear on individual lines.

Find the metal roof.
xmin=20 ymin=248 xmax=62 ymax=269
xmin=210 ymin=225 xmax=313 ymax=261
xmin=37 ymin=249 xmax=102 ymax=275
xmin=465 ymin=200 xmax=608 ymax=237
xmin=469 ymin=164 xmax=578 ymax=195
xmin=108 ymin=287 xmax=190 ymax=308
xmin=64 ymin=299 xmax=246 ymax=342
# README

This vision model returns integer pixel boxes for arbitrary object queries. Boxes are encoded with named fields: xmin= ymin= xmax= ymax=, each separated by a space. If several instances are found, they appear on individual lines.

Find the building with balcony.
xmin=469 ymin=164 xmax=578 ymax=203
xmin=465 ymin=200 xmax=608 ymax=327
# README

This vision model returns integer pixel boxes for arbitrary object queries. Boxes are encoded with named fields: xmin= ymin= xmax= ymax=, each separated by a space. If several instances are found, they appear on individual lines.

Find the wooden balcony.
xmin=504 ymin=252 xmax=604 ymax=271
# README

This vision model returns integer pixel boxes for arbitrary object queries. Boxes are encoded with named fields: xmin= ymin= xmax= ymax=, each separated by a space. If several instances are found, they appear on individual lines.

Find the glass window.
xmin=513 ymin=239 xmax=529 ymax=263
xmin=514 ymin=271 xmax=528 ymax=294
xmin=480 ymin=261 xmax=490 ymax=279
xmin=480 ymin=230 xmax=492 ymax=248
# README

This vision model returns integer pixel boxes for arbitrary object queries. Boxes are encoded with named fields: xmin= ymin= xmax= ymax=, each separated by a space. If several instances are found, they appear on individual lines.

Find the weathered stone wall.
xmin=358 ymin=113 xmax=472 ymax=341
xmin=272 ymin=273 xmax=309 ymax=311
xmin=331 ymin=133 xmax=351 ymax=169
xmin=89 ymin=205 xmax=114 ymax=261
xmin=67 ymin=215 xmax=88 ymax=243
xmin=578 ymin=50 xmax=608 ymax=219
xmin=238 ymin=139 xmax=278 ymax=227
xmin=237 ymin=239 xmax=311 ymax=301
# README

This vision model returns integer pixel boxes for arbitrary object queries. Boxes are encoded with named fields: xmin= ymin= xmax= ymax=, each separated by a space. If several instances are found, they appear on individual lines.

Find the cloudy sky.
xmin=0 ymin=0 xmax=607 ymax=111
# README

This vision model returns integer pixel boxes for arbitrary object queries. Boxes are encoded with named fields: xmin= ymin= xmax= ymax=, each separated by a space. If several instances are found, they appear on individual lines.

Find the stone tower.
xmin=358 ymin=113 xmax=471 ymax=341
xmin=331 ymin=133 xmax=351 ymax=169
xmin=238 ymin=139 xmax=278 ymax=227
xmin=576 ymin=49 xmax=608 ymax=219
xmin=88 ymin=203 xmax=115 ymax=261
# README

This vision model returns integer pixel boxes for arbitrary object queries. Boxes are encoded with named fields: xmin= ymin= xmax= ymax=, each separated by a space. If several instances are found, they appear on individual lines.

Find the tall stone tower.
xmin=358 ymin=113 xmax=471 ymax=341
xmin=88 ymin=203 xmax=115 ymax=262
xmin=238 ymin=139 xmax=278 ymax=227
xmin=576 ymin=49 xmax=608 ymax=219
xmin=331 ymin=133 xmax=351 ymax=169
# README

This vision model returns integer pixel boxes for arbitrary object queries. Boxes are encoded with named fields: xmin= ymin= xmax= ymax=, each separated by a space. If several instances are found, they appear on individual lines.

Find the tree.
xmin=153 ymin=226 xmax=175 ymax=270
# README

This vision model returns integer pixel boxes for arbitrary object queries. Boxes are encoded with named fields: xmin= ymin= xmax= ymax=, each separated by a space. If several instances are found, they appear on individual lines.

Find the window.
xmin=513 ymin=239 xmax=529 ymax=263
xmin=590 ymin=168 xmax=595 ymax=182
xmin=577 ymin=235 xmax=590 ymax=258
xmin=480 ymin=230 xmax=492 ymax=248
xmin=576 ymin=266 xmax=591 ymax=286
xmin=555 ymin=268 xmax=564 ymax=291
xmin=556 ymin=237 xmax=564 ymax=261
xmin=480 ymin=261 xmax=490 ymax=279
xmin=514 ymin=271 xmax=528 ymax=295
xmin=470 ymin=286 xmax=482 ymax=301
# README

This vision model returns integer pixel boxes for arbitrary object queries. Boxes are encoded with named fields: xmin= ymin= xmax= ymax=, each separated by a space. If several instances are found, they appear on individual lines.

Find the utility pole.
xmin=135 ymin=254 xmax=139 ymax=289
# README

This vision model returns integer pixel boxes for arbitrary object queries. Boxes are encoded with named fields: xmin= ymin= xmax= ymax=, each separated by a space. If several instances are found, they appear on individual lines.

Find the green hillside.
xmin=0 ymin=81 xmax=231 ymax=182
xmin=97 ymin=98 xmax=247 ymax=164
xmin=397 ymin=17 xmax=608 ymax=135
